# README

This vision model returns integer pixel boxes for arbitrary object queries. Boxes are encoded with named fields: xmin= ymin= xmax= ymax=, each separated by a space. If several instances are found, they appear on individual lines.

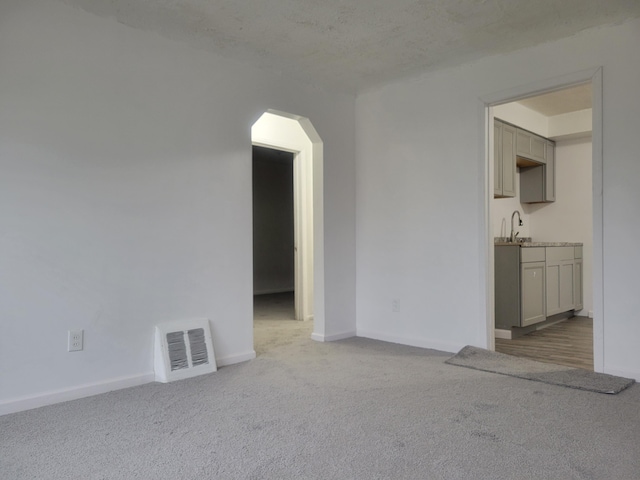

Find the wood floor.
xmin=495 ymin=316 xmax=593 ymax=370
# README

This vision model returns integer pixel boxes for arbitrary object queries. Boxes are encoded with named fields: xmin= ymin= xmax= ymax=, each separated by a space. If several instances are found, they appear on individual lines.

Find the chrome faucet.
xmin=510 ymin=210 xmax=523 ymax=243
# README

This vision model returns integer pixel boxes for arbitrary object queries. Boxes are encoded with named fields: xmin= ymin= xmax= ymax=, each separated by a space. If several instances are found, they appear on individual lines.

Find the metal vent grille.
xmin=167 ymin=331 xmax=189 ymax=371
xmin=154 ymin=319 xmax=216 ymax=383
xmin=188 ymin=328 xmax=209 ymax=367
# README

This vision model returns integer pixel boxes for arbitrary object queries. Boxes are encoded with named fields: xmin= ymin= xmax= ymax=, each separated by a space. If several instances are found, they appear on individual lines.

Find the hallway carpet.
xmin=253 ymin=292 xmax=313 ymax=356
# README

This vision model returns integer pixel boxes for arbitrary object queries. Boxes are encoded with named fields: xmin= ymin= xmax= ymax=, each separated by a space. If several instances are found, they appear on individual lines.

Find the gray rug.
xmin=446 ymin=345 xmax=635 ymax=394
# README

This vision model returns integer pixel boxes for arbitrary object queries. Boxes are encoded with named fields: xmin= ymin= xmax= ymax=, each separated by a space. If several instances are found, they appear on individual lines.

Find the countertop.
xmin=494 ymin=238 xmax=583 ymax=247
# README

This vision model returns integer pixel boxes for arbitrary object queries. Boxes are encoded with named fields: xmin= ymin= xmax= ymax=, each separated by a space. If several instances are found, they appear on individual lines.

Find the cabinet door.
xmin=516 ymin=129 xmax=532 ymax=158
xmin=545 ymin=141 xmax=556 ymax=202
xmin=546 ymin=262 xmax=561 ymax=316
xmin=494 ymin=120 xmax=503 ymax=196
xmin=495 ymin=245 xmax=521 ymax=329
xmin=559 ymin=261 xmax=575 ymax=312
xmin=547 ymin=259 xmax=575 ymax=316
xmin=574 ymin=260 xmax=583 ymax=311
xmin=501 ymin=124 xmax=516 ymax=197
xmin=521 ymin=261 xmax=546 ymax=326
xmin=530 ymin=135 xmax=546 ymax=164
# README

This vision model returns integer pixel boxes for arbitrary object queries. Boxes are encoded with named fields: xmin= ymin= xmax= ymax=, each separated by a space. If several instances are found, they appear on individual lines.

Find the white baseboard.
xmin=0 ymin=372 xmax=155 ymax=417
xmin=0 ymin=349 xmax=258 ymax=416
xmin=311 ymin=330 xmax=356 ymax=342
xmin=600 ymin=366 xmax=640 ymax=382
xmin=356 ymin=328 xmax=463 ymax=355
xmin=494 ymin=329 xmax=512 ymax=340
xmin=216 ymin=350 xmax=256 ymax=366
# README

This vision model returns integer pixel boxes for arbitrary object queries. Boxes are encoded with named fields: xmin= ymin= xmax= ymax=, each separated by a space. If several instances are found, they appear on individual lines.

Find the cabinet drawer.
xmin=546 ymin=246 xmax=574 ymax=262
xmin=521 ymin=247 xmax=545 ymax=263
xmin=574 ymin=246 xmax=583 ymax=259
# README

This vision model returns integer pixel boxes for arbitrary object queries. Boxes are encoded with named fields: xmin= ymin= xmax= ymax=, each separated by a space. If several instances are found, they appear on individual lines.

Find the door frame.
xmin=479 ymin=68 xmax=604 ymax=372
xmin=251 ymin=110 xmax=325 ymax=335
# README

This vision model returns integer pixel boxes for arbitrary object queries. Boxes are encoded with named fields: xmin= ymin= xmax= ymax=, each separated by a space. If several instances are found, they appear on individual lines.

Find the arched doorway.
xmin=251 ymin=110 xmax=326 ymax=345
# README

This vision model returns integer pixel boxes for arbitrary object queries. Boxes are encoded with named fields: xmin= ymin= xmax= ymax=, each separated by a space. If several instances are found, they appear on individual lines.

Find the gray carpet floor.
xmin=2 ymin=311 xmax=640 ymax=479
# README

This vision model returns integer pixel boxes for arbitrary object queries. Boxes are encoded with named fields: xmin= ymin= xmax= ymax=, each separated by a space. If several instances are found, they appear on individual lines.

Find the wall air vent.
xmin=154 ymin=318 xmax=217 ymax=383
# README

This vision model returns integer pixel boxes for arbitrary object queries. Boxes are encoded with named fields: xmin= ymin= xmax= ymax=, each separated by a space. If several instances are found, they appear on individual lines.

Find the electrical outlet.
xmin=68 ymin=330 xmax=83 ymax=352
xmin=392 ymin=299 xmax=400 ymax=313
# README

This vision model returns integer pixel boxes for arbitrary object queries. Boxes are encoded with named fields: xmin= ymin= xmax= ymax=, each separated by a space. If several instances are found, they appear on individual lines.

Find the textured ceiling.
xmin=59 ymin=0 xmax=640 ymax=93
xmin=518 ymin=83 xmax=592 ymax=117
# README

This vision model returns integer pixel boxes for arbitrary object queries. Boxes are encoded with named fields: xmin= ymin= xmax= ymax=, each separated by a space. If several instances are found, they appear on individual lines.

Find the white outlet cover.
xmin=68 ymin=330 xmax=84 ymax=352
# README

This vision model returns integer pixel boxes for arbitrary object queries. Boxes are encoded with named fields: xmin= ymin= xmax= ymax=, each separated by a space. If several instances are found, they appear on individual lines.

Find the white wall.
xmin=493 ymin=103 xmax=548 ymax=136
xmin=355 ymin=17 xmax=640 ymax=379
xmin=549 ymin=109 xmax=592 ymax=140
xmin=491 ymin=176 xmax=532 ymax=240
xmin=528 ymin=139 xmax=593 ymax=315
xmin=0 ymin=0 xmax=356 ymax=413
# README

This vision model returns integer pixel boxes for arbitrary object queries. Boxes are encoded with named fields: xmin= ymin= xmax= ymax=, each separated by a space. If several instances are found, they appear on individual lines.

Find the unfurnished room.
xmin=2 ymin=1 xmax=640 ymax=478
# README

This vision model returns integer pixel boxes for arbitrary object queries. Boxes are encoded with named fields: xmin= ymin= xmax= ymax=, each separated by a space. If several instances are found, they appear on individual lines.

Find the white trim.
xmin=293 ymin=150 xmax=303 ymax=320
xmin=479 ymin=68 xmax=604 ymax=373
xmin=0 ymin=372 xmax=155 ymax=416
xmin=601 ymin=367 xmax=639 ymax=382
xmin=590 ymin=68 xmax=604 ymax=374
xmin=479 ymin=99 xmax=494 ymax=351
xmin=494 ymin=329 xmax=512 ymax=340
xmin=311 ymin=330 xmax=356 ymax=342
xmin=251 ymin=110 xmax=323 ymax=337
xmin=216 ymin=350 xmax=256 ymax=366
xmin=479 ymin=68 xmax=600 ymax=106
xmin=356 ymin=328 xmax=462 ymax=354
